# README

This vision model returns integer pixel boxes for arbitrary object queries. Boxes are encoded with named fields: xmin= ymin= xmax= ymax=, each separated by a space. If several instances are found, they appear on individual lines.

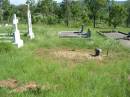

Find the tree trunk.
xmin=126 ymin=19 xmax=129 ymax=27
xmin=66 ymin=18 xmax=69 ymax=26
xmin=65 ymin=0 xmax=70 ymax=27
xmin=108 ymin=6 xmax=111 ymax=26
xmin=93 ymin=15 xmax=96 ymax=28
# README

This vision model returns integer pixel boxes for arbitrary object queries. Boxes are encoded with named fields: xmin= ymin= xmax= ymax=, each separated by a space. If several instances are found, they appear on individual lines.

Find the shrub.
xmin=47 ymin=15 xmax=59 ymax=24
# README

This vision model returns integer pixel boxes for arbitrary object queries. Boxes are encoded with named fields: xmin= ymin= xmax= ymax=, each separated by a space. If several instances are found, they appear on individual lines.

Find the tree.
xmin=109 ymin=5 xmax=126 ymax=28
xmin=0 ymin=0 xmax=3 ymax=23
xmin=61 ymin=0 xmax=71 ymax=26
xmin=125 ymin=0 xmax=130 ymax=27
xmin=70 ymin=1 xmax=81 ymax=21
xmin=107 ymin=0 xmax=114 ymax=26
xmin=2 ymin=0 xmax=12 ymax=23
xmin=84 ymin=0 xmax=107 ymax=28
xmin=16 ymin=4 xmax=27 ymax=23
xmin=34 ymin=0 xmax=59 ymax=24
xmin=26 ymin=0 xmax=35 ymax=6
xmin=37 ymin=0 xmax=54 ymax=16
xmin=0 ymin=0 xmax=2 ymax=8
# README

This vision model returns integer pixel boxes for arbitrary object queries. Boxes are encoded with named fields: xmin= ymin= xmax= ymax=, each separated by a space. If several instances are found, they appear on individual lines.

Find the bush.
xmin=32 ymin=14 xmax=59 ymax=24
xmin=32 ymin=14 xmax=44 ymax=24
xmin=70 ymin=21 xmax=82 ymax=28
xmin=47 ymin=15 xmax=59 ymax=24
xmin=81 ymin=14 xmax=92 ymax=26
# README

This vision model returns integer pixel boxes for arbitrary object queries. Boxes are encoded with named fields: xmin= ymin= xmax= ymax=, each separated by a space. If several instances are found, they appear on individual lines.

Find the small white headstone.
xmin=27 ymin=4 xmax=35 ymax=39
xmin=13 ymin=14 xmax=24 ymax=48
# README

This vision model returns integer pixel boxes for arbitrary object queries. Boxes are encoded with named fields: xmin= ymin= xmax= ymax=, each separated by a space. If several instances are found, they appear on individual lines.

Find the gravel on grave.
xmin=59 ymin=31 xmax=81 ymax=37
xmin=103 ymin=32 xmax=130 ymax=48
xmin=103 ymin=32 xmax=126 ymax=39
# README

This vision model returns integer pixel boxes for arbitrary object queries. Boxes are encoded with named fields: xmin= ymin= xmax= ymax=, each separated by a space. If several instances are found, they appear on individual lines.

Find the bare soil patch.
xmin=12 ymin=82 xmax=40 ymax=93
xmin=52 ymin=50 xmax=102 ymax=60
xmin=35 ymin=48 xmax=103 ymax=61
xmin=0 ymin=79 xmax=18 ymax=89
xmin=0 ymin=79 xmax=63 ymax=93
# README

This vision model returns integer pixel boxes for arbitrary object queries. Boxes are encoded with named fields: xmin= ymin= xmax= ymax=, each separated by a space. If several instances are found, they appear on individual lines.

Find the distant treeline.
xmin=0 ymin=0 xmax=130 ymax=28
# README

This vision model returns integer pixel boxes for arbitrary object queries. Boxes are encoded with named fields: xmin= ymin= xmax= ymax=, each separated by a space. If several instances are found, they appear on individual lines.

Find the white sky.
xmin=10 ymin=0 xmax=63 ymax=5
xmin=10 ymin=0 xmax=127 ymax=5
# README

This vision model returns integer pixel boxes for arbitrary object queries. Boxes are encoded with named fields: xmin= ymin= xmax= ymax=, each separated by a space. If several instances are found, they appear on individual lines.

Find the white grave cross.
xmin=13 ymin=14 xmax=24 ymax=48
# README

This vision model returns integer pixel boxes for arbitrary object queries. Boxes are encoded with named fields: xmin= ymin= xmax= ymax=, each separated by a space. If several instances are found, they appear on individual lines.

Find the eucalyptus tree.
xmin=33 ymin=0 xmax=60 ymax=24
xmin=109 ymin=4 xmax=127 ymax=28
xmin=2 ymin=0 xmax=12 ymax=23
xmin=84 ymin=0 xmax=107 ymax=28
xmin=70 ymin=1 xmax=81 ymax=21
xmin=0 ymin=0 xmax=2 ymax=23
xmin=38 ymin=0 xmax=54 ymax=16
xmin=26 ymin=0 xmax=36 ymax=6
xmin=125 ymin=0 xmax=130 ymax=27
xmin=61 ymin=0 xmax=71 ymax=26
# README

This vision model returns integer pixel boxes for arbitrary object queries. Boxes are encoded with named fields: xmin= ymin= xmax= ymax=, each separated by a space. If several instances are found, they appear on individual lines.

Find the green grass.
xmin=0 ymin=24 xmax=130 ymax=97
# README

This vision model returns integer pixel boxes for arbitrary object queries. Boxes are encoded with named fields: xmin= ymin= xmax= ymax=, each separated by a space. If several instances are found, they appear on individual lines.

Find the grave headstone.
xmin=27 ymin=4 xmax=35 ymax=39
xmin=95 ymin=48 xmax=102 ymax=56
xmin=13 ymin=14 xmax=24 ymax=48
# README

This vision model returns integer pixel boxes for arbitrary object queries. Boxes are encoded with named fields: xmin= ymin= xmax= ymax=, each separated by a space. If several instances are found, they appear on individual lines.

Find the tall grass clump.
xmin=0 ymin=43 xmax=14 ymax=53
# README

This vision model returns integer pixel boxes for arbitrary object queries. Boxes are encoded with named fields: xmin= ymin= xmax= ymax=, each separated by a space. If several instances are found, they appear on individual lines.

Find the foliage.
xmin=2 ymin=0 xmax=13 ymax=23
xmin=0 ymin=0 xmax=130 ymax=28
xmin=61 ymin=0 xmax=71 ymax=26
xmin=125 ymin=0 xmax=130 ymax=27
xmin=84 ymin=0 xmax=107 ymax=28
xmin=109 ymin=5 xmax=127 ymax=28
xmin=0 ymin=43 xmax=14 ymax=53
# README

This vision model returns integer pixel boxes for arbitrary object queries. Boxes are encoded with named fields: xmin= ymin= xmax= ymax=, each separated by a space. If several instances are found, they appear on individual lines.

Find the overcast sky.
xmin=10 ymin=0 xmax=62 ymax=5
xmin=10 ymin=0 xmax=127 ymax=5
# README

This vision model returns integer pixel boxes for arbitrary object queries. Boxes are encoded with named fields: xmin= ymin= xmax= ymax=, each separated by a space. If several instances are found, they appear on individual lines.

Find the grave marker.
xmin=13 ymin=14 xmax=24 ymax=48
xmin=27 ymin=4 xmax=35 ymax=39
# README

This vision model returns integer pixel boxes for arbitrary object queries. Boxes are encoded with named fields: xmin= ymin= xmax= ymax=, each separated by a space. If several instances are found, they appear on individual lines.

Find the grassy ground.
xmin=0 ymin=24 xmax=130 ymax=97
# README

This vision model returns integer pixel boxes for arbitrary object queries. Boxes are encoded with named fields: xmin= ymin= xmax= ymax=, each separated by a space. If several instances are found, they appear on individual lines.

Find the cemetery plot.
xmin=59 ymin=31 xmax=91 ymax=38
xmin=99 ymin=31 xmax=130 ymax=48
xmin=35 ymin=48 xmax=103 ymax=62
xmin=119 ymin=39 xmax=130 ymax=48
xmin=101 ymin=31 xmax=127 ymax=39
xmin=59 ymin=31 xmax=83 ymax=38
xmin=59 ymin=25 xmax=91 ymax=38
xmin=0 ymin=4 xmax=35 ymax=48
